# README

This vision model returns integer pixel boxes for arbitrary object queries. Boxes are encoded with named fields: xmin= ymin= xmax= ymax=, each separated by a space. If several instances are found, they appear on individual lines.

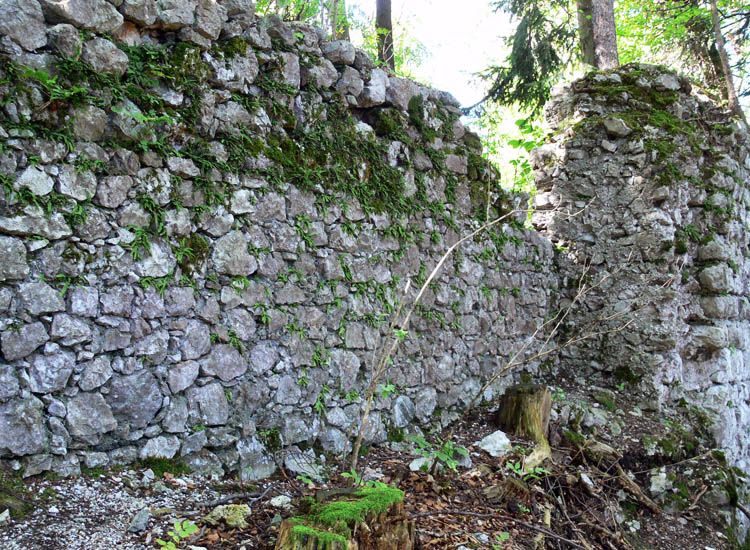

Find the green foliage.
xmin=506 ymin=461 xmax=551 ymax=482
xmin=409 ymin=435 xmax=469 ymax=473
xmin=314 ymin=385 xmax=330 ymax=416
xmin=136 ymin=457 xmax=190 ymax=477
xmin=480 ymin=0 xmax=578 ymax=113
xmin=156 ymin=519 xmax=199 ymax=550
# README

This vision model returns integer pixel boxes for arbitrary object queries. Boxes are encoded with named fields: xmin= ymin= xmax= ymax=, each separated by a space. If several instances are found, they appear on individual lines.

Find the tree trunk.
xmin=496 ymin=384 xmax=552 ymax=470
xmin=275 ymin=488 xmax=415 ymax=550
xmin=330 ymin=0 xmax=350 ymax=40
xmin=376 ymin=0 xmax=395 ymax=72
xmin=710 ymin=0 xmax=747 ymax=122
xmin=576 ymin=0 xmax=619 ymax=69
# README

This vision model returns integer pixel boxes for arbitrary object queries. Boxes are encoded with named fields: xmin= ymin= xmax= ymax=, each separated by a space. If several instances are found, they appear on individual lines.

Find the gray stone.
xmin=155 ymin=0 xmax=196 ymax=29
xmin=386 ymin=77 xmax=419 ymax=111
xmin=79 ymin=356 xmax=113 ymax=391
xmin=0 ymin=367 xmax=19 ymax=402
xmin=68 ymin=287 xmax=99 ymax=317
xmin=212 ymin=230 xmax=257 ymax=275
xmin=693 ymin=325 xmax=727 ymax=351
xmin=475 ymin=430 xmax=511 ymax=457
xmin=39 ymin=0 xmax=124 ymax=33
xmin=166 ymin=156 xmax=200 ymax=178
xmin=701 ymin=296 xmax=738 ymax=319
xmin=319 ymin=427 xmax=349 ymax=455
xmin=187 ymin=382 xmax=229 ymax=426
xmin=414 ymin=387 xmax=437 ymax=422
xmin=127 ymin=507 xmax=151 ymax=533
xmin=336 ymin=66 xmax=364 ymax=97
xmin=96 ymin=175 xmax=134 ymax=208
xmin=329 ymin=349 xmax=360 ymax=392
xmin=276 ymin=283 xmax=305 ymax=304
xmin=107 ymin=371 xmax=163 ymax=428
xmin=301 ymin=58 xmax=337 ymax=88
xmin=207 ymin=49 xmax=258 ymax=91
xmin=0 ymin=208 xmax=72 ymax=240
xmin=162 ymin=395 xmax=188 ymax=433
xmin=0 ymin=396 xmax=47 ymax=456
xmin=321 ymin=40 xmax=355 ymax=65
xmin=194 ymin=0 xmax=227 ymax=39
xmin=249 ymin=342 xmax=278 ymax=375
xmin=19 ymin=282 xmax=65 ymax=315
xmin=181 ymin=319 xmax=210 ymax=360
xmin=82 ymin=38 xmax=130 ymax=76
xmin=0 ymin=236 xmax=28 ymax=281
xmin=284 ymin=447 xmax=325 ymax=480
xmin=180 ymin=429 xmax=207 ymax=455
xmin=120 ymin=0 xmax=158 ymax=25
xmin=135 ymin=240 xmax=176 ymax=278
xmin=140 ymin=290 xmax=165 ymax=319
xmin=131 ymin=329 xmax=169 ymax=364
xmin=358 ymin=68 xmax=387 ymax=107
xmin=57 ymin=164 xmax=99 ymax=200
xmin=199 ymin=205 xmax=234 ymax=236
xmin=15 ymin=166 xmax=54 ymax=196
xmin=237 ymin=436 xmax=276 ymax=481
xmin=167 ymin=361 xmax=199 ymax=394
xmin=50 ymin=313 xmax=92 ymax=346
xmin=220 ymin=0 xmax=254 ymax=17
xmin=1 ymin=322 xmax=49 ymax=361
xmin=698 ymin=264 xmax=731 ymax=293
xmin=139 ymin=435 xmax=180 ymax=459
xmin=29 ymin=350 xmax=74 ymax=393
xmin=653 ymin=73 xmax=681 ymax=91
xmin=111 ymin=100 xmax=152 ymax=141
xmin=0 ymin=0 xmax=47 ymax=51
xmin=100 ymin=286 xmax=134 ymax=316
xmin=602 ymin=117 xmax=632 ymax=137
xmin=392 ymin=395 xmax=415 ymax=428
xmin=698 ymin=240 xmax=731 ymax=262
xmin=201 ymin=344 xmax=247 ymax=381
xmin=445 ymin=154 xmax=468 ymax=175
xmin=262 ymin=13 xmax=294 ymax=46
xmin=66 ymin=392 xmax=117 ymax=438
xmin=275 ymin=375 xmax=301 ymax=405
xmin=280 ymin=52 xmax=300 ymax=88
xmin=47 ymin=23 xmax=82 ymax=58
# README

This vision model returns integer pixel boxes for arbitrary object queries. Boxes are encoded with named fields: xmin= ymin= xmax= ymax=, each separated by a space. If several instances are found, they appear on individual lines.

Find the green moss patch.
xmin=289 ymin=485 xmax=404 ymax=546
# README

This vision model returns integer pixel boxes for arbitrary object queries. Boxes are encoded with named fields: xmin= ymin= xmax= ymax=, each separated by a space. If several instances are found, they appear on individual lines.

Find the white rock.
xmin=474 ymin=430 xmax=512 ymax=457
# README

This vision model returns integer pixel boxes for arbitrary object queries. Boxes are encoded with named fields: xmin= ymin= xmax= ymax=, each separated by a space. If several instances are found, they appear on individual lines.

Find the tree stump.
xmin=495 ymin=384 xmax=552 ymax=469
xmin=275 ymin=486 xmax=415 ymax=550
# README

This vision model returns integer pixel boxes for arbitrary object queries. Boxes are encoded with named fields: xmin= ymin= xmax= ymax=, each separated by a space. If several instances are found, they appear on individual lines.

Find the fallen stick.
xmin=614 ymin=464 xmax=661 ymax=515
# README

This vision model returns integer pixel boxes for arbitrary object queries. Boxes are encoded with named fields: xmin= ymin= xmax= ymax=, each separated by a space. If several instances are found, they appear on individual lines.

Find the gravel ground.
xmin=0 ymin=469 xmax=222 ymax=550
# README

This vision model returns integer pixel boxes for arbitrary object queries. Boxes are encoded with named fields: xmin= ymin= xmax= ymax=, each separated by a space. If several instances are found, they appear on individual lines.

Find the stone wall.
xmin=0 ymin=0 xmax=555 ymax=477
xmin=532 ymin=64 xmax=750 ymax=471
xmin=1 ymin=0 xmax=748 ymax=483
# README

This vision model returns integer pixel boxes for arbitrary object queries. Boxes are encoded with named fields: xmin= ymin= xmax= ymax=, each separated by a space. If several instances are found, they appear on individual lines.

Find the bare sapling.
xmin=348 ymin=209 xmax=526 ymax=475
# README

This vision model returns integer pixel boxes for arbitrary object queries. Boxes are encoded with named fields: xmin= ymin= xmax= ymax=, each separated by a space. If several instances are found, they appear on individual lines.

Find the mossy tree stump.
xmin=275 ymin=486 xmax=414 ymax=550
xmin=495 ymin=384 xmax=552 ymax=469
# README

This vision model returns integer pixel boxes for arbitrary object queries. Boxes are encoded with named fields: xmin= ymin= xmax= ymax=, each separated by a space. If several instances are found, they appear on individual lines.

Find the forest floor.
xmin=0 ymin=376 xmax=744 ymax=550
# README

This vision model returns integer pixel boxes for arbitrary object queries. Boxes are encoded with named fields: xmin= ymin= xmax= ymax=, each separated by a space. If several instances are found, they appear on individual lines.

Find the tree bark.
xmin=330 ymin=0 xmax=350 ymax=40
xmin=376 ymin=0 xmax=395 ymax=71
xmin=710 ymin=0 xmax=747 ymax=122
xmin=496 ymin=384 xmax=552 ymax=470
xmin=576 ymin=0 xmax=619 ymax=69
